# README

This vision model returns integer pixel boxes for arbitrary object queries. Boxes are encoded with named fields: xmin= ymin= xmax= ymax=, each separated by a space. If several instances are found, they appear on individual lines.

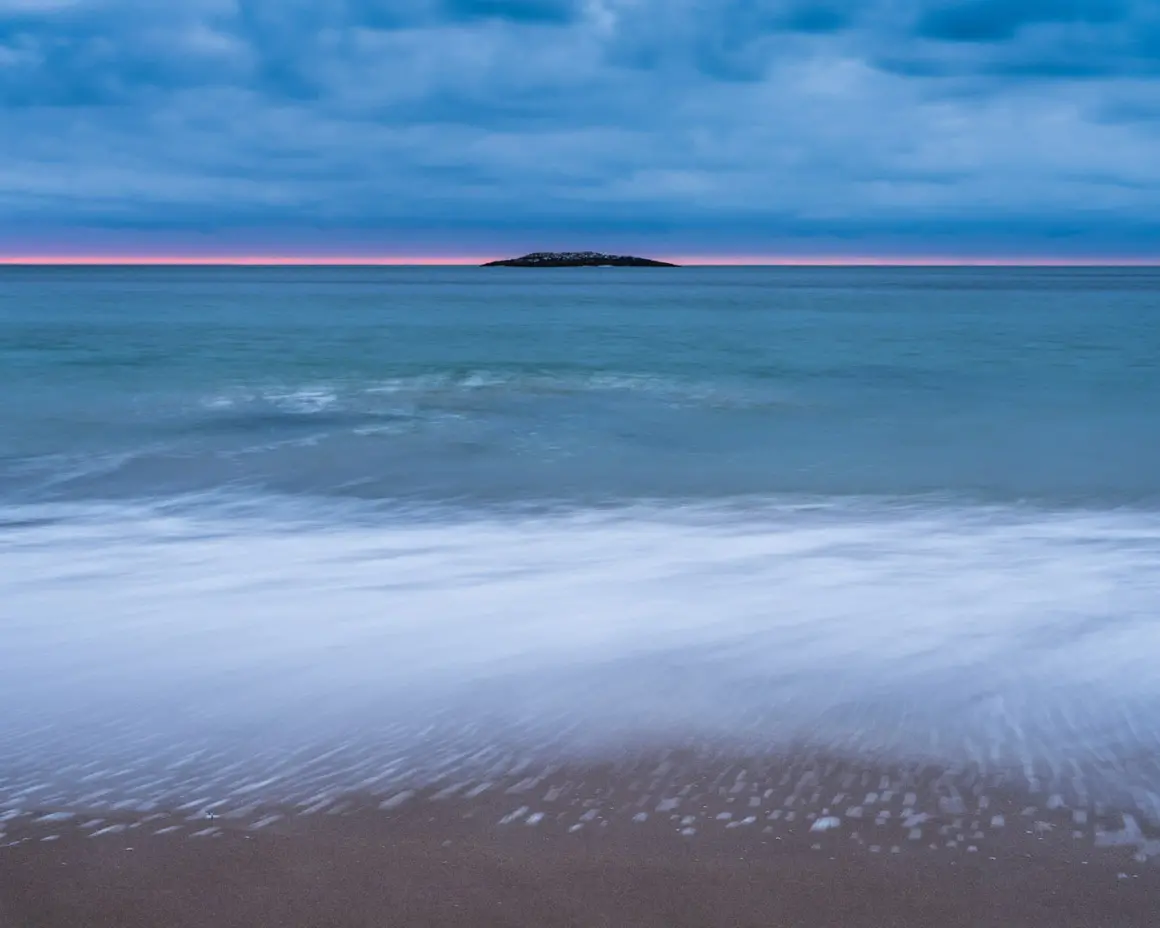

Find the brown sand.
xmin=2 ymin=754 xmax=1159 ymax=927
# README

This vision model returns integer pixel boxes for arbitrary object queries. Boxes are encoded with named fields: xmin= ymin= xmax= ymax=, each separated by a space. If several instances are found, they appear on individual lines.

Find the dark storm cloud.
xmin=1 ymin=0 xmax=1159 ymax=255
xmin=891 ymin=0 xmax=1160 ymax=79
xmin=914 ymin=0 xmax=1129 ymax=43
xmin=603 ymin=1 xmax=859 ymax=81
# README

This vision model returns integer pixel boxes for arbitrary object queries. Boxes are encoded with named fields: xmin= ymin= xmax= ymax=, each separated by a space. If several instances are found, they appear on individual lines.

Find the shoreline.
xmin=4 ymin=750 xmax=1159 ymax=927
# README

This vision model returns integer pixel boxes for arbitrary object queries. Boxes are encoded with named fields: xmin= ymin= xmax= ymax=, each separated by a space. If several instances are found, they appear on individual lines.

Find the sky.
xmin=1 ymin=0 xmax=1160 ymax=262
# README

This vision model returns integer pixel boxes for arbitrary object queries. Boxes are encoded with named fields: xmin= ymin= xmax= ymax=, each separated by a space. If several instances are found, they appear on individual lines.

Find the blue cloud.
xmin=897 ymin=0 xmax=1160 ymax=79
xmin=915 ymin=0 xmax=1129 ymax=43
xmin=441 ymin=0 xmax=584 ymax=23
xmin=327 ymin=0 xmax=584 ymax=30
xmin=0 ymin=0 xmax=1159 ymax=256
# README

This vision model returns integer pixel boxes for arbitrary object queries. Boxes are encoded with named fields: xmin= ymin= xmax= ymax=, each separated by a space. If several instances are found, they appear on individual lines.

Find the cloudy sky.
xmin=2 ymin=0 xmax=1159 ymax=261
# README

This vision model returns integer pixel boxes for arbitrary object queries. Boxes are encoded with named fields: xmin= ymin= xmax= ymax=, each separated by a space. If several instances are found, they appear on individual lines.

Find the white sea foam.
xmin=1 ymin=497 xmax=1160 ymax=807
xmin=201 ymin=371 xmax=797 ymax=415
xmin=201 ymin=386 xmax=340 ymax=415
xmin=266 ymin=388 xmax=340 ymax=414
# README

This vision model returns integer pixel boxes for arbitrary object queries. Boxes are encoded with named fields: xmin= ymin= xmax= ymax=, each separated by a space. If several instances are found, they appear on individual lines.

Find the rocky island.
xmin=482 ymin=251 xmax=678 ymax=268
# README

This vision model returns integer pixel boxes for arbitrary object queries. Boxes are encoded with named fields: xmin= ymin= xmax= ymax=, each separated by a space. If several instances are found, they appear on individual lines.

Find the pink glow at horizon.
xmin=666 ymin=255 xmax=1160 ymax=267
xmin=1 ymin=253 xmax=1159 ymax=267
xmin=0 ymin=255 xmax=490 ymax=266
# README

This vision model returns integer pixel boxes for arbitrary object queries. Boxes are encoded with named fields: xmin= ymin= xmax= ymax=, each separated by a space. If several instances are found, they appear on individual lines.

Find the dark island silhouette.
xmin=482 ymin=251 xmax=678 ymax=268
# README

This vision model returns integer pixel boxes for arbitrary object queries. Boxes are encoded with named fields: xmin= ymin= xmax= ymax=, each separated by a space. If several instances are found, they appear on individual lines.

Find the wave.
xmin=2 ymin=495 xmax=1160 ymax=808
xmin=197 ymin=370 xmax=802 ymax=415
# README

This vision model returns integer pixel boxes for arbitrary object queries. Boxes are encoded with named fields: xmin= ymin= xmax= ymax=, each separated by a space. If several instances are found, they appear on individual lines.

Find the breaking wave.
xmin=2 ymin=495 xmax=1160 ymax=810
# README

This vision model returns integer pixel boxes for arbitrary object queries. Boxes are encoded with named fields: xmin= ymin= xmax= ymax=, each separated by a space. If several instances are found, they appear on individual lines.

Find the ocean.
xmin=3 ymin=265 xmax=1160 ymax=815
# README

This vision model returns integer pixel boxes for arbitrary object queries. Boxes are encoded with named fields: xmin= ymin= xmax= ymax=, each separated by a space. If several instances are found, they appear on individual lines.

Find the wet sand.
xmin=3 ymin=752 xmax=1159 ymax=927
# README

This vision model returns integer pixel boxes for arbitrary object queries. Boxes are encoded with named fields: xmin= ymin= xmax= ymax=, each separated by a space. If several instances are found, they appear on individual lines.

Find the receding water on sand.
xmin=3 ymin=497 xmax=1160 ymax=822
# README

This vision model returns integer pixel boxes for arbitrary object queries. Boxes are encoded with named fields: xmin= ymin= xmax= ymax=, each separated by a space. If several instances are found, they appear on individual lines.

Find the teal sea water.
xmin=3 ymin=266 xmax=1160 ymax=812
xmin=3 ymin=266 xmax=1159 ymax=506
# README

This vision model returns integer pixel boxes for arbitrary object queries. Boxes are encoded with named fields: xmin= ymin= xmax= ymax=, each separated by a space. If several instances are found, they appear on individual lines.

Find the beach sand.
xmin=3 ymin=750 xmax=1159 ymax=927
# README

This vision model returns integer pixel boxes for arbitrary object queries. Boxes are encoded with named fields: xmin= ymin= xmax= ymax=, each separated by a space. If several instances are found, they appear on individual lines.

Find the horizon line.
xmin=2 ymin=254 xmax=1160 ymax=267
